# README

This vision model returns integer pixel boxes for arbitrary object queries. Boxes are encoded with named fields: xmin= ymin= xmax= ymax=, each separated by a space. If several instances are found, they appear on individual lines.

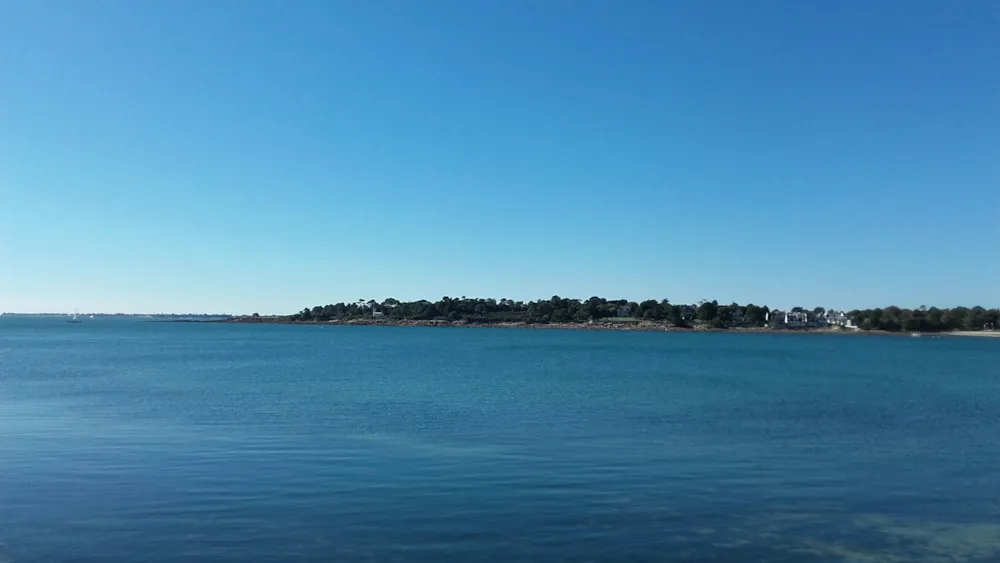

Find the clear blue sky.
xmin=2 ymin=1 xmax=997 ymax=314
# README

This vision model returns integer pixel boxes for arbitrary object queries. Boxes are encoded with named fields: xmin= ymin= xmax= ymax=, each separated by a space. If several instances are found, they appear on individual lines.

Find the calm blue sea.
xmin=1 ymin=317 xmax=998 ymax=562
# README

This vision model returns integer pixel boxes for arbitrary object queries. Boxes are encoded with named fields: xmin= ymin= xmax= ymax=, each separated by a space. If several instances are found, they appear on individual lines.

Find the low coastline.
xmin=221 ymin=316 xmax=890 ymax=335
xmin=217 ymin=317 xmax=1000 ymax=338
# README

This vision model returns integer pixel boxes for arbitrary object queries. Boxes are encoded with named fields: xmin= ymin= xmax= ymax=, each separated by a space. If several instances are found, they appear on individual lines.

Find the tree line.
xmin=847 ymin=306 xmax=998 ymax=332
xmin=290 ymin=297 xmax=774 ymax=327
xmin=277 ymin=297 xmax=1000 ymax=332
xmin=287 ymin=297 xmax=756 ymax=326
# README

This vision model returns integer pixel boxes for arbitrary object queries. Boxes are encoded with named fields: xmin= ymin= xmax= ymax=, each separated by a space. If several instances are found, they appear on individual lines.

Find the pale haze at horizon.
xmin=1 ymin=1 xmax=997 ymax=315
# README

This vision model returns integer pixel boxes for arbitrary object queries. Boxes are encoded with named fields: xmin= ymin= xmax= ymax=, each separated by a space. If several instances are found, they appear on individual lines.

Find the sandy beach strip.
xmin=947 ymin=331 xmax=1000 ymax=338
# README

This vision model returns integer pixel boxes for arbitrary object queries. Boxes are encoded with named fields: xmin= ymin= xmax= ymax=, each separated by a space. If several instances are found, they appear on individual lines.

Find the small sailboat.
xmin=68 ymin=309 xmax=83 ymax=323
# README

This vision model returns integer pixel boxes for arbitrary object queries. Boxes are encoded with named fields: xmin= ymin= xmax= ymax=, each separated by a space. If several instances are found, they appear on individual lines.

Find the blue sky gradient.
xmin=2 ymin=1 xmax=998 ymax=314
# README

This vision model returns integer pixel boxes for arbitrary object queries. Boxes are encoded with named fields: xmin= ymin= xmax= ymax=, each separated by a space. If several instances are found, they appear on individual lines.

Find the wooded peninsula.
xmin=235 ymin=297 xmax=1000 ymax=334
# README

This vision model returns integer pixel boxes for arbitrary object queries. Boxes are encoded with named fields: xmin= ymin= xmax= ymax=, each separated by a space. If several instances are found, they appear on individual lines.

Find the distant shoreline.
xmin=217 ymin=317 xmax=912 ymax=335
xmin=214 ymin=317 xmax=1000 ymax=338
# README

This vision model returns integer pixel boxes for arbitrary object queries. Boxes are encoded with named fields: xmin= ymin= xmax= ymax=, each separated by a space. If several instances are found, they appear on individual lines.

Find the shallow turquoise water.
xmin=1 ymin=318 xmax=998 ymax=562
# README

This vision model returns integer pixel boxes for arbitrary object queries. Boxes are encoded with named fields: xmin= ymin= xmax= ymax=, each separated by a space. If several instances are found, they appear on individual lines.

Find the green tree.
xmin=697 ymin=300 xmax=718 ymax=323
xmin=716 ymin=304 xmax=734 ymax=326
xmin=668 ymin=305 xmax=686 ymax=327
xmin=551 ymin=308 xmax=572 ymax=323
xmin=745 ymin=304 xmax=766 ymax=325
xmin=586 ymin=296 xmax=603 ymax=320
xmin=966 ymin=307 xmax=988 ymax=330
xmin=636 ymin=299 xmax=662 ymax=320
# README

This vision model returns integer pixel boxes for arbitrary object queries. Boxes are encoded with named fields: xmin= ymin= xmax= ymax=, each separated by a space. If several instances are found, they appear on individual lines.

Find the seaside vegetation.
xmin=279 ymin=297 xmax=1000 ymax=333
xmin=849 ymin=306 xmax=998 ymax=333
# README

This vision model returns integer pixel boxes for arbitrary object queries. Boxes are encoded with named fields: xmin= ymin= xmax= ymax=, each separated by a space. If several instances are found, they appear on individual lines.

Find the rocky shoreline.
xmin=222 ymin=316 xmax=874 ymax=334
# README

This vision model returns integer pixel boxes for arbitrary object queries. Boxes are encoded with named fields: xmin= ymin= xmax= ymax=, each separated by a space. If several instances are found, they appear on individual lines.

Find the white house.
xmin=824 ymin=311 xmax=858 ymax=329
xmin=784 ymin=311 xmax=809 ymax=327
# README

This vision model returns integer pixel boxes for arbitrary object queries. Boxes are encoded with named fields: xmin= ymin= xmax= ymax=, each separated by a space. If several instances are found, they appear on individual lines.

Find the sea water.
xmin=1 ymin=317 xmax=998 ymax=562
